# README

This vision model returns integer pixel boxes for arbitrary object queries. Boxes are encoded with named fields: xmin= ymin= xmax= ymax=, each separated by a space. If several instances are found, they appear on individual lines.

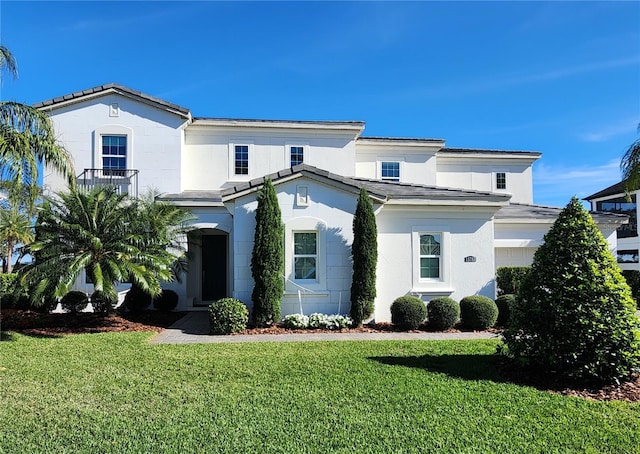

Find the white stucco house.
xmin=35 ymin=83 xmax=627 ymax=321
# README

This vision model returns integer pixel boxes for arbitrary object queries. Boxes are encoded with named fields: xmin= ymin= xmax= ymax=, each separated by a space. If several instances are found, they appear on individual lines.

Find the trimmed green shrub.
xmin=390 ymin=296 xmax=427 ymax=330
xmin=0 ymin=273 xmax=18 ymax=308
xmin=350 ymin=187 xmax=378 ymax=326
xmin=496 ymin=266 xmax=530 ymax=296
xmin=495 ymin=294 xmax=515 ymax=327
xmin=251 ymin=179 xmax=284 ymax=327
xmin=153 ymin=289 xmax=179 ymax=312
xmin=503 ymin=197 xmax=640 ymax=383
xmin=460 ymin=295 xmax=498 ymax=330
xmin=60 ymin=291 xmax=89 ymax=313
xmin=621 ymin=270 xmax=640 ymax=305
xmin=91 ymin=290 xmax=118 ymax=315
xmin=209 ymin=297 xmax=249 ymax=335
xmin=427 ymin=297 xmax=460 ymax=331
xmin=124 ymin=285 xmax=153 ymax=313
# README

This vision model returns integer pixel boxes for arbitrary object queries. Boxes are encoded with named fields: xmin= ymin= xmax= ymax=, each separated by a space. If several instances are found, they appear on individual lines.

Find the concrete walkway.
xmin=150 ymin=312 xmax=500 ymax=344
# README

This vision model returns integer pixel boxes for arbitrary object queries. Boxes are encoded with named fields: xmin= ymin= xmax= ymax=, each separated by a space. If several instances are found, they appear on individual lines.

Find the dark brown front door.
xmin=201 ymin=235 xmax=227 ymax=303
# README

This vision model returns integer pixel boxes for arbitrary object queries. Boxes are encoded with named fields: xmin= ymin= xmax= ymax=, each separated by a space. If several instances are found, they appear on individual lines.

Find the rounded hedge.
xmin=460 ymin=295 xmax=498 ymax=330
xmin=60 ymin=291 xmax=89 ymax=313
xmin=209 ymin=298 xmax=249 ymax=335
xmin=390 ymin=296 xmax=427 ymax=330
xmin=427 ymin=297 xmax=460 ymax=331
xmin=495 ymin=294 xmax=515 ymax=327
xmin=153 ymin=290 xmax=179 ymax=312
xmin=124 ymin=285 xmax=153 ymax=313
xmin=91 ymin=291 xmax=118 ymax=315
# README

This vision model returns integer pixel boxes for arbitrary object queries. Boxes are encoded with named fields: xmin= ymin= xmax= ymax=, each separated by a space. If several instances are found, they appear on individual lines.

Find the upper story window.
xmin=293 ymin=231 xmax=317 ymax=280
xmin=495 ymin=172 xmax=507 ymax=190
xmin=102 ymin=135 xmax=127 ymax=171
xmin=596 ymin=195 xmax=637 ymax=238
xmin=419 ymin=233 xmax=441 ymax=279
xmin=381 ymin=161 xmax=400 ymax=182
xmin=290 ymin=146 xmax=304 ymax=166
xmin=235 ymin=145 xmax=249 ymax=175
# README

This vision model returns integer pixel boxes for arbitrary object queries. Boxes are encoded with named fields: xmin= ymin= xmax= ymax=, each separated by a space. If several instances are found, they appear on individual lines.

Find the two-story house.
xmin=35 ymin=83 xmax=627 ymax=321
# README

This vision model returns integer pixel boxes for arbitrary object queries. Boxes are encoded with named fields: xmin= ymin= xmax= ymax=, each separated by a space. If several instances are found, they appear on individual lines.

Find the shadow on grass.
xmin=369 ymin=354 xmax=505 ymax=383
xmin=1 ymin=331 xmax=17 ymax=341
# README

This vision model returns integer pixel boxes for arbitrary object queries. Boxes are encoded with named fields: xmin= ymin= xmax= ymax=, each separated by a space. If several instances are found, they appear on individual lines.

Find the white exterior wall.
xmin=183 ymin=127 xmax=357 ymax=190
xmin=231 ymin=177 xmax=357 ymax=317
xmin=43 ymin=94 xmax=187 ymax=195
xmin=355 ymin=143 xmax=438 ymax=185
xmin=437 ymin=157 xmax=534 ymax=203
xmin=376 ymin=205 xmax=497 ymax=322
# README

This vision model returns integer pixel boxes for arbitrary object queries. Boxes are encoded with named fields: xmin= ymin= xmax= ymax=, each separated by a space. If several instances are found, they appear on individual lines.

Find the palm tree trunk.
xmin=6 ymin=239 xmax=13 ymax=274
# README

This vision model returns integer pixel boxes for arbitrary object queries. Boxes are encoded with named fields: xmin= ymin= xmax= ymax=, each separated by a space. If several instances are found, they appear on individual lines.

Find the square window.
xmin=290 ymin=146 xmax=304 ymax=166
xmin=381 ymin=161 xmax=400 ymax=182
xmin=102 ymin=135 xmax=126 ymax=171
xmin=235 ymin=145 xmax=249 ymax=175
xmin=496 ymin=172 xmax=507 ymax=190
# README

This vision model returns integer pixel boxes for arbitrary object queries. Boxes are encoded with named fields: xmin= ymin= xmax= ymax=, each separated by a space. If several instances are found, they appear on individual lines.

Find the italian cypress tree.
xmin=350 ymin=187 xmax=378 ymax=326
xmin=251 ymin=179 xmax=284 ymax=326
xmin=502 ymin=197 xmax=640 ymax=383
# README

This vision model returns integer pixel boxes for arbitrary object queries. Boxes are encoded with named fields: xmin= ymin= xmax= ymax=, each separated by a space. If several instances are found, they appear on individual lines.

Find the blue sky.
xmin=1 ymin=1 xmax=638 ymax=207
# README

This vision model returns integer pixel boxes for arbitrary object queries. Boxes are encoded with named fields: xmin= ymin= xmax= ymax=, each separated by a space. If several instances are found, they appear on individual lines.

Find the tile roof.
xmin=583 ymin=181 xmax=625 ymax=200
xmin=496 ymin=203 xmax=628 ymax=224
xmin=439 ymin=147 xmax=541 ymax=157
xmin=33 ymin=83 xmax=191 ymax=118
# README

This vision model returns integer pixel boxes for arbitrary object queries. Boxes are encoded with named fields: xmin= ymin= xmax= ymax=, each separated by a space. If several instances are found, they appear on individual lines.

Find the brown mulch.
xmin=0 ymin=309 xmax=186 ymax=336
xmin=2 ymin=309 xmax=638 ymax=403
xmin=238 ymin=322 xmax=502 ymax=335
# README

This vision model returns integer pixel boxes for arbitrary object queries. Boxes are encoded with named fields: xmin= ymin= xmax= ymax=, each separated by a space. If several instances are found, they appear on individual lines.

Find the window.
xmin=234 ymin=145 xmax=249 ymax=175
xmin=290 ymin=146 xmax=304 ymax=166
xmin=496 ymin=172 xmax=507 ymax=190
xmin=102 ymin=135 xmax=127 ymax=172
xmin=597 ymin=195 xmax=638 ymax=238
xmin=381 ymin=161 xmax=400 ymax=182
xmin=294 ymin=232 xmax=317 ymax=280
xmin=419 ymin=234 xmax=441 ymax=279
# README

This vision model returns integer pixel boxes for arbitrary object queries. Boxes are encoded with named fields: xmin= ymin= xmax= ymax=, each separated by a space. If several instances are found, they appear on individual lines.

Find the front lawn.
xmin=0 ymin=333 xmax=638 ymax=453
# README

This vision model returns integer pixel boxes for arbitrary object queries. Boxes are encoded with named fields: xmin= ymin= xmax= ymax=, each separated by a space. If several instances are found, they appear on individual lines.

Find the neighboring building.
xmin=35 ymin=84 xmax=628 ymax=321
xmin=586 ymin=182 xmax=639 ymax=271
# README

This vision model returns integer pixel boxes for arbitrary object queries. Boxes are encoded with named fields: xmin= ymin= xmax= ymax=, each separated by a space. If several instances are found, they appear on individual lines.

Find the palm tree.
xmin=0 ymin=45 xmax=74 ymax=205
xmin=0 ymin=45 xmax=18 ymax=80
xmin=0 ymin=204 xmax=33 ymax=273
xmin=20 ymin=186 xmax=191 ymax=307
xmin=620 ymin=124 xmax=640 ymax=195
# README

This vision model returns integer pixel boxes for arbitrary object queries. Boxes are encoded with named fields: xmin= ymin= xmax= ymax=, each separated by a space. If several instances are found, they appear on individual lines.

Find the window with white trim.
xmin=102 ymin=135 xmax=127 ymax=173
xmin=293 ymin=231 xmax=317 ymax=280
xmin=234 ymin=145 xmax=249 ymax=175
xmin=381 ymin=161 xmax=400 ymax=182
xmin=290 ymin=146 xmax=304 ymax=166
xmin=419 ymin=233 xmax=441 ymax=279
xmin=495 ymin=172 xmax=507 ymax=190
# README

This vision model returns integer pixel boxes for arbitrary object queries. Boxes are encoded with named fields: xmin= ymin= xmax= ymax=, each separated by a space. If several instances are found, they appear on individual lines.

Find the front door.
xmin=201 ymin=235 xmax=227 ymax=303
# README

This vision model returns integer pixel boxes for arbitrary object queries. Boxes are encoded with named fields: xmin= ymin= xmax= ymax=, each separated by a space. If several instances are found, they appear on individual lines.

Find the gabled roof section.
xmin=357 ymin=136 xmax=445 ymax=147
xmin=221 ymin=164 xmax=510 ymax=206
xmin=192 ymin=117 xmax=365 ymax=133
xmin=439 ymin=147 xmax=541 ymax=158
xmin=495 ymin=202 xmax=628 ymax=224
xmin=584 ymin=181 xmax=625 ymax=200
xmin=34 ymin=83 xmax=192 ymax=119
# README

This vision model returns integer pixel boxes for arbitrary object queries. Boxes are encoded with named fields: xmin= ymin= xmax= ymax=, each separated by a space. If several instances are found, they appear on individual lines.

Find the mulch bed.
xmin=2 ymin=309 xmax=638 ymax=403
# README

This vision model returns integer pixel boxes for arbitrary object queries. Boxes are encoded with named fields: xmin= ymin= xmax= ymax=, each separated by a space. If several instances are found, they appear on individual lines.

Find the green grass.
xmin=0 ymin=333 xmax=638 ymax=453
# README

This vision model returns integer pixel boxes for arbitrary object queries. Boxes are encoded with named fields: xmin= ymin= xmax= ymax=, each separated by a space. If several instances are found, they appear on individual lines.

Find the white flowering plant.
xmin=282 ymin=313 xmax=309 ymax=329
xmin=281 ymin=313 xmax=353 ymax=330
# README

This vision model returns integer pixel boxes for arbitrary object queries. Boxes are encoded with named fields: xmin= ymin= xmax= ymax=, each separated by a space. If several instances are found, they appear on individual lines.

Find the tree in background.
xmin=502 ymin=197 xmax=640 ymax=383
xmin=350 ymin=187 xmax=378 ymax=326
xmin=621 ymin=124 xmax=640 ymax=195
xmin=250 ymin=179 xmax=284 ymax=326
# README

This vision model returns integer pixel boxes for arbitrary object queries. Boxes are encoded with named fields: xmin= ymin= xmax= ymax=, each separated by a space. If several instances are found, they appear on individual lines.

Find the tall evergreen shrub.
xmin=502 ymin=197 xmax=640 ymax=383
xmin=250 ymin=179 xmax=284 ymax=326
xmin=350 ymin=188 xmax=378 ymax=326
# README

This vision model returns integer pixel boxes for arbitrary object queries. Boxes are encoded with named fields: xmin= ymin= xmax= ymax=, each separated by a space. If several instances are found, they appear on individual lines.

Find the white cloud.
xmin=533 ymin=159 xmax=621 ymax=206
xmin=579 ymin=118 xmax=639 ymax=143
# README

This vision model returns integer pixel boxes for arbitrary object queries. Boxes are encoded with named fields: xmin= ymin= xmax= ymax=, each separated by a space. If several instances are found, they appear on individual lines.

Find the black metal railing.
xmin=77 ymin=168 xmax=139 ymax=197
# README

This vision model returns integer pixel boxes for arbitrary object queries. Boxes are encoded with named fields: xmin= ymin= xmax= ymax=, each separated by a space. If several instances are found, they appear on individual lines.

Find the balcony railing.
xmin=77 ymin=168 xmax=139 ymax=197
